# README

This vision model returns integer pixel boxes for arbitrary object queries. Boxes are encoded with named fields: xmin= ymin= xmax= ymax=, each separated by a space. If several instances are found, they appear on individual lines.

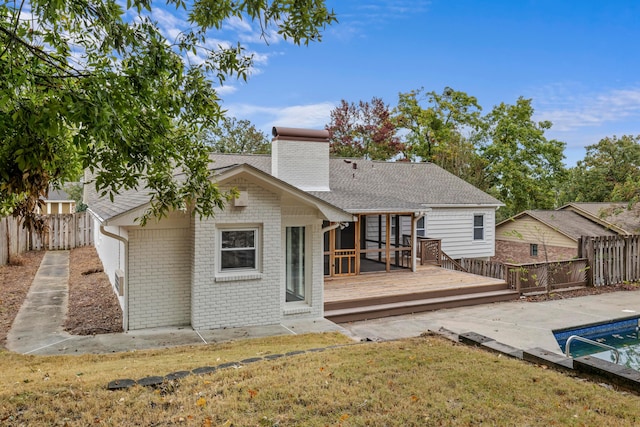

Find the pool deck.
xmin=339 ymin=290 xmax=640 ymax=354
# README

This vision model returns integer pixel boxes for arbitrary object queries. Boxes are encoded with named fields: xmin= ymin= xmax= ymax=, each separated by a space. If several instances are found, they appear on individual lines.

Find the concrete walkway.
xmin=5 ymin=251 xmax=348 ymax=356
xmin=6 ymin=251 xmax=640 ymax=356
xmin=6 ymin=251 xmax=73 ymax=354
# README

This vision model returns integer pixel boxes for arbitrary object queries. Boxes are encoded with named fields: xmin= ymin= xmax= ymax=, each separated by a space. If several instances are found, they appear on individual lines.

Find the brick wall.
xmin=191 ymin=178 xmax=282 ymax=329
xmin=493 ymin=240 xmax=577 ymax=264
xmin=272 ymin=139 xmax=330 ymax=191
xmin=128 ymin=226 xmax=191 ymax=329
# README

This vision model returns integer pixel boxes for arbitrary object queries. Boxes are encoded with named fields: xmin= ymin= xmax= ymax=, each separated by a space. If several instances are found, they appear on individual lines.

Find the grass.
xmin=1 ymin=332 xmax=640 ymax=426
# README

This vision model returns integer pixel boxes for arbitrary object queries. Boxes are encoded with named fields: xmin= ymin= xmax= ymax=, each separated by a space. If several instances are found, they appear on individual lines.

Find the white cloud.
xmin=215 ymin=85 xmax=238 ymax=96
xmin=224 ymin=16 xmax=282 ymax=45
xmin=533 ymin=84 xmax=640 ymax=132
xmin=152 ymin=8 xmax=186 ymax=31
xmin=327 ymin=1 xmax=431 ymax=41
xmin=226 ymin=102 xmax=337 ymax=130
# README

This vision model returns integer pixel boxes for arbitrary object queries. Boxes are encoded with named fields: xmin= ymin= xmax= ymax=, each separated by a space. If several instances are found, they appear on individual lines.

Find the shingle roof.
xmin=44 ymin=187 xmax=74 ymax=201
xmin=86 ymin=153 xmax=502 ymax=221
xmin=522 ymin=210 xmax=617 ymax=240
xmin=313 ymin=158 xmax=502 ymax=212
xmin=204 ymin=154 xmax=502 ymax=212
xmin=561 ymin=202 xmax=640 ymax=234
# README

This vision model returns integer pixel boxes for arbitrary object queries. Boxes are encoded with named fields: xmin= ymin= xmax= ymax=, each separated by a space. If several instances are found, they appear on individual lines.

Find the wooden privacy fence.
xmin=30 ymin=212 xmax=94 ymax=251
xmin=579 ymin=235 xmax=640 ymax=286
xmin=0 ymin=216 xmax=30 ymax=265
xmin=0 ymin=212 xmax=94 ymax=265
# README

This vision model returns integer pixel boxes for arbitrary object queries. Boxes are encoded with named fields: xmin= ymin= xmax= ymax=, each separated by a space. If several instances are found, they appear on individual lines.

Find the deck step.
xmin=325 ymin=282 xmax=511 ymax=311
xmin=325 ymin=289 xmax=520 ymax=323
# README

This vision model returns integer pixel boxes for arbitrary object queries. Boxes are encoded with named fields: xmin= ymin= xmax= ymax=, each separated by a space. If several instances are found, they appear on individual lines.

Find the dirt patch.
xmin=0 ymin=251 xmax=45 ymax=345
xmin=523 ymin=282 xmax=640 ymax=302
xmin=64 ymin=246 xmax=123 ymax=335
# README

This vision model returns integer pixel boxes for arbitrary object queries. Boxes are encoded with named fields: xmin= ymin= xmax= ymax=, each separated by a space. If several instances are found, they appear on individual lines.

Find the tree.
xmin=394 ymin=87 xmax=487 ymax=188
xmin=64 ymin=182 xmax=87 ymax=212
xmin=477 ymin=97 xmax=566 ymax=220
xmin=327 ymin=97 xmax=403 ymax=160
xmin=559 ymin=135 xmax=640 ymax=204
xmin=204 ymin=117 xmax=271 ymax=154
xmin=0 ymin=0 xmax=336 ymax=228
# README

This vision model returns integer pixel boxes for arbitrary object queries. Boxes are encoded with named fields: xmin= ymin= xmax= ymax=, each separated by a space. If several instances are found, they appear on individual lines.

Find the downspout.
xmin=99 ymin=224 xmax=129 ymax=331
xmin=412 ymin=210 xmax=431 ymax=272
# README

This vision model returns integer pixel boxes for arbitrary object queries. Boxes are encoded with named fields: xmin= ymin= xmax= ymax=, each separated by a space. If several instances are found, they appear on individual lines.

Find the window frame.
xmin=530 ymin=243 xmax=539 ymax=257
xmin=416 ymin=216 xmax=426 ymax=237
xmin=285 ymin=225 xmax=307 ymax=304
xmin=217 ymin=226 xmax=261 ymax=275
xmin=473 ymin=214 xmax=485 ymax=241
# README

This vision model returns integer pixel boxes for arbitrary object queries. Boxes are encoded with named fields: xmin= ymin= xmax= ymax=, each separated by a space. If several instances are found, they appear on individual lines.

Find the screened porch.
xmin=323 ymin=213 xmax=423 ymax=277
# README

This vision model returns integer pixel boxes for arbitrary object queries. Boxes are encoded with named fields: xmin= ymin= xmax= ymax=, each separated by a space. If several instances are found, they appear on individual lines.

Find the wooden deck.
xmin=324 ymin=264 xmax=518 ymax=323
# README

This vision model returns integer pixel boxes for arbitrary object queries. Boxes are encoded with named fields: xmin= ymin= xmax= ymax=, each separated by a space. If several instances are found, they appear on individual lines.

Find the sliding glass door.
xmin=286 ymin=226 xmax=306 ymax=302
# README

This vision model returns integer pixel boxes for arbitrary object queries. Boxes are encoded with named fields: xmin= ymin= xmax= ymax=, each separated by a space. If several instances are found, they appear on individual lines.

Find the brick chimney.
xmin=271 ymin=127 xmax=330 ymax=192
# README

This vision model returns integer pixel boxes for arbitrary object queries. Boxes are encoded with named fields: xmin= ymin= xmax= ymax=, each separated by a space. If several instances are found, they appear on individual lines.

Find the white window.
xmin=473 ymin=214 xmax=484 ymax=241
xmin=218 ymin=228 xmax=259 ymax=272
xmin=417 ymin=217 xmax=426 ymax=237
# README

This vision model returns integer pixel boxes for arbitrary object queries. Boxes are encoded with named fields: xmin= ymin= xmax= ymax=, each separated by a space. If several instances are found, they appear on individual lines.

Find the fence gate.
xmin=29 ymin=212 xmax=94 ymax=251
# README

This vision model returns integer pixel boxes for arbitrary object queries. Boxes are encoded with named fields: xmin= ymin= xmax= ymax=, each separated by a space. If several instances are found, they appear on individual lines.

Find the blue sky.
xmin=152 ymin=0 xmax=640 ymax=166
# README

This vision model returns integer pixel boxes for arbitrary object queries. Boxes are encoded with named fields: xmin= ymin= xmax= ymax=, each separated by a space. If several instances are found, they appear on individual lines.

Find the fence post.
xmin=585 ymin=237 xmax=594 ymax=287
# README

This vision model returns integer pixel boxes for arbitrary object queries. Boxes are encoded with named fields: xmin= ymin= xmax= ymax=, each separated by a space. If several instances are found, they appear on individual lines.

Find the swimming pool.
xmin=554 ymin=316 xmax=640 ymax=370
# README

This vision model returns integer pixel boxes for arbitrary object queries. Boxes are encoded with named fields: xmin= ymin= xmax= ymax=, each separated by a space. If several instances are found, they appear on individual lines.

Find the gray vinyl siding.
xmin=425 ymin=208 xmax=496 ymax=259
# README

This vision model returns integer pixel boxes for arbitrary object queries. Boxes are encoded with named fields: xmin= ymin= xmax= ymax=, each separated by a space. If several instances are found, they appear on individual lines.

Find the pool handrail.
xmin=565 ymin=335 xmax=620 ymax=364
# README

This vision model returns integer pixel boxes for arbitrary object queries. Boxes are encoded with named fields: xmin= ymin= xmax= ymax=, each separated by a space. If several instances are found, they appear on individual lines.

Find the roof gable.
xmin=88 ymin=162 xmax=353 ymax=225
xmin=498 ymin=210 xmax=618 ymax=241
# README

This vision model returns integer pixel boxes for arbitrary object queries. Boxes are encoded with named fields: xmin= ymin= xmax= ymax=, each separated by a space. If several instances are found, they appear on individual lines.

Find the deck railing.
xmin=456 ymin=258 xmax=588 ymax=294
xmin=460 ymin=258 xmax=504 ymax=279
xmin=417 ymin=237 xmax=441 ymax=265
xmin=502 ymin=259 xmax=588 ymax=293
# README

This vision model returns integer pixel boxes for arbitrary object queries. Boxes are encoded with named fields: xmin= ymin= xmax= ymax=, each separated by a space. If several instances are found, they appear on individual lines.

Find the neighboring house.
xmin=494 ymin=209 xmax=619 ymax=263
xmin=40 ymin=187 xmax=76 ymax=215
xmin=86 ymin=127 xmax=503 ymax=331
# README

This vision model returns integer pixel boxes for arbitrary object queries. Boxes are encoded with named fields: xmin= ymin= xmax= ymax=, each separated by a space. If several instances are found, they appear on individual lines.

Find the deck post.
xmin=355 ymin=215 xmax=361 ymax=275
xmin=385 ymin=214 xmax=391 ymax=272
xmin=329 ymin=226 xmax=335 ymax=277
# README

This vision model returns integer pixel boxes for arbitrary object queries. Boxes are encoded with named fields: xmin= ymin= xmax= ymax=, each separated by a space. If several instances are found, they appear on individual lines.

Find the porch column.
xmin=411 ymin=215 xmax=417 ymax=272
xmin=354 ymin=215 xmax=361 ymax=275
xmin=385 ymin=214 xmax=391 ymax=272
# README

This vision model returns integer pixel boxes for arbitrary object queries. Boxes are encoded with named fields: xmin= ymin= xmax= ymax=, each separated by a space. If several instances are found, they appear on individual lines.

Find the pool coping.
xmin=454 ymin=328 xmax=640 ymax=394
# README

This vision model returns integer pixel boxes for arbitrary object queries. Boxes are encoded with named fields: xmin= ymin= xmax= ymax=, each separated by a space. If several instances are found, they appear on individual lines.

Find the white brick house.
xmin=87 ymin=127 xmax=502 ymax=331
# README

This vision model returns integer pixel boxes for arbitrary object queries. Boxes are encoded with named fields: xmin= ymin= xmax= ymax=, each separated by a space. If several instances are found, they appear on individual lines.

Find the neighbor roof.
xmin=498 ymin=210 xmax=618 ymax=241
xmin=559 ymin=202 xmax=640 ymax=235
xmin=44 ymin=187 xmax=74 ymax=202
xmin=86 ymin=153 xmax=503 ymax=222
